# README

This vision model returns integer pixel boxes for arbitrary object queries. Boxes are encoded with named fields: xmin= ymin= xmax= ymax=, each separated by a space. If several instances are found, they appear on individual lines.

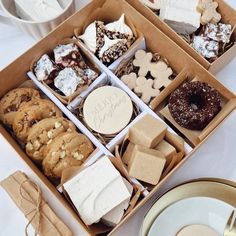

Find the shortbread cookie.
xmin=134 ymin=76 xmax=160 ymax=104
xmin=152 ymin=61 xmax=173 ymax=89
xmin=26 ymin=117 xmax=76 ymax=162
xmin=121 ymin=73 xmax=137 ymax=90
xmin=0 ymin=88 xmax=40 ymax=127
xmin=13 ymin=99 xmax=62 ymax=143
xmin=197 ymin=0 xmax=221 ymax=25
xmin=133 ymin=50 xmax=159 ymax=77
xmin=42 ymin=132 xmax=94 ymax=178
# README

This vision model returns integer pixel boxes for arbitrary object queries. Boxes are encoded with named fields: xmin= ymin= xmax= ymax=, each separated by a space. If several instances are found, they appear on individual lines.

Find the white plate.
xmin=148 ymin=197 xmax=233 ymax=236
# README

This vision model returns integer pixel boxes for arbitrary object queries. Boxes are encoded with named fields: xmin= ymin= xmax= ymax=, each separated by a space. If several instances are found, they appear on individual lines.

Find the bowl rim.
xmin=0 ymin=0 xmax=74 ymax=24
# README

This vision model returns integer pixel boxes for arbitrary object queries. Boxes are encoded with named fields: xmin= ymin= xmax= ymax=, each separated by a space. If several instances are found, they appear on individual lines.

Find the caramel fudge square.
xmin=128 ymin=114 xmax=167 ymax=148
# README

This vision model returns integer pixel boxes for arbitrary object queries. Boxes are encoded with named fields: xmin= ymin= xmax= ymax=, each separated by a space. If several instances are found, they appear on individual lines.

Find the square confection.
xmin=128 ymin=114 xmax=167 ymax=148
xmin=128 ymin=145 xmax=166 ymax=185
xmin=122 ymin=142 xmax=135 ymax=165
xmin=63 ymin=156 xmax=131 ymax=225
xmin=154 ymin=140 xmax=176 ymax=166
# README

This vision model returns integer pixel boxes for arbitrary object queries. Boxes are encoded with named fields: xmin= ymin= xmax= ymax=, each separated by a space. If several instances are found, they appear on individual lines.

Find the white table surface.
xmin=0 ymin=1 xmax=236 ymax=236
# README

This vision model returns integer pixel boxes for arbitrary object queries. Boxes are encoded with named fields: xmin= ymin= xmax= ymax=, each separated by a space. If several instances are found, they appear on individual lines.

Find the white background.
xmin=0 ymin=1 xmax=236 ymax=235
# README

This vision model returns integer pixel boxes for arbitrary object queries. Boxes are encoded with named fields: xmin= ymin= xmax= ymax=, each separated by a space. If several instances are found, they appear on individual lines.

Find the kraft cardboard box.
xmin=126 ymin=0 xmax=236 ymax=74
xmin=0 ymin=0 xmax=236 ymax=235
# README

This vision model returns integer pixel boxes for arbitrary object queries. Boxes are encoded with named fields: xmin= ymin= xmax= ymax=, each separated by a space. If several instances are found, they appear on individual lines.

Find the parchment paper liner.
xmin=60 ymin=156 xmax=142 ymax=234
xmin=30 ymin=38 xmax=101 ymax=105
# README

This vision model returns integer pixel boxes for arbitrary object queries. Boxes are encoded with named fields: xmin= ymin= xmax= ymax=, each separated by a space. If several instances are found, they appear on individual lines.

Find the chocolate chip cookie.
xmin=13 ymin=99 xmax=62 ymax=142
xmin=42 ymin=132 xmax=94 ymax=178
xmin=26 ymin=117 xmax=76 ymax=162
xmin=0 ymin=88 xmax=40 ymax=127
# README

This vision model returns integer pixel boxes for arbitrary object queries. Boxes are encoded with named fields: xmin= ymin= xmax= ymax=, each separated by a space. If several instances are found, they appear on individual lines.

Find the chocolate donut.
xmin=168 ymin=81 xmax=221 ymax=130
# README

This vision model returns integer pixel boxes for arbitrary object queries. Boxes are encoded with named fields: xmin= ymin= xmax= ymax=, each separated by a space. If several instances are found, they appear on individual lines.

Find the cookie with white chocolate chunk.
xmin=42 ymin=132 xmax=94 ymax=178
xmin=26 ymin=117 xmax=76 ymax=162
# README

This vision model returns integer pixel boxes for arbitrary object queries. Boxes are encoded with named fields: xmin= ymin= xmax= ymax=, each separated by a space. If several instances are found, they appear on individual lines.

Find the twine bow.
xmin=17 ymin=178 xmax=63 ymax=236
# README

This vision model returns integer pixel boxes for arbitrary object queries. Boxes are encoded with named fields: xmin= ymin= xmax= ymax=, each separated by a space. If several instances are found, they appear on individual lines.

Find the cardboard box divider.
xmin=0 ymin=0 xmax=236 ymax=235
xmin=126 ymin=0 xmax=236 ymax=74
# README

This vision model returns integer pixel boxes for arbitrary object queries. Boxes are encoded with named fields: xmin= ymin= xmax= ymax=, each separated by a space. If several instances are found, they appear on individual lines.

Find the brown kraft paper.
xmin=0 ymin=171 xmax=72 ymax=236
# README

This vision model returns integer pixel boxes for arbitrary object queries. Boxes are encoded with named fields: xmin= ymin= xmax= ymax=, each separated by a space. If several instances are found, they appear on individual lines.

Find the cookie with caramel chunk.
xmin=0 ymin=88 xmax=40 ymax=127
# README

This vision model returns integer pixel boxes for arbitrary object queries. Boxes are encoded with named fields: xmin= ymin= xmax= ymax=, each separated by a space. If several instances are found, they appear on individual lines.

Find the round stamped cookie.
xmin=83 ymin=86 xmax=133 ymax=135
xmin=176 ymin=224 xmax=219 ymax=236
xmin=42 ymin=132 xmax=94 ymax=178
xmin=0 ymin=88 xmax=40 ymax=126
xmin=13 ymin=99 xmax=62 ymax=143
xmin=26 ymin=117 xmax=76 ymax=162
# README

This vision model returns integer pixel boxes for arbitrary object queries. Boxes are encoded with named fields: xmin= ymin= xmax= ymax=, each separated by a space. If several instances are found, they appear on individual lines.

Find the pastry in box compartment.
xmin=75 ymin=10 xmax=142 ymax=66
xmin=115 ymin=49 xmax=176 ymax=104
xmin=151 ymin=69 xmax=235 ymax=146
xmin=31 ymin=39 xmax=100 ymax=105
xmin=0 ymin=81 xmax=96 ymax=181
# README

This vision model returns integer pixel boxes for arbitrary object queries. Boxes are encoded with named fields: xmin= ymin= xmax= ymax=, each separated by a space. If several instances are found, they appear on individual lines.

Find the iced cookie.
xmin=0 ymin=88 xmax=40 ymax=127
xmin=197 ymin=0 xmax=221 ymax=25
xmin=26 ymin=117 xmax=76 ymax=162
xmin=42 ymin=132 xmax=94 ymax=178
xmin=33 ymin=54 xmax=59 ymax=84
xmin=83 ymin=86 xmax=133 ymax=135
xmin=13 ymin=99 xmax=62 ymax=143
xmin=134 ymin=76 xmax=160 ymax=104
